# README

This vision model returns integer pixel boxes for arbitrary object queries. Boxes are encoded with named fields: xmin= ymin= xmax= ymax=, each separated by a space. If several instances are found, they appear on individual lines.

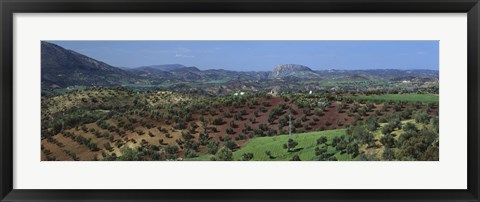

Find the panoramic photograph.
xmin=41 ymin=41 xmax=439 ymax=161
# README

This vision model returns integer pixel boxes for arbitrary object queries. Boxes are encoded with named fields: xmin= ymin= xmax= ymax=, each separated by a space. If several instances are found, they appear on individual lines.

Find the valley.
xmin=40 ymin=41 xmax=440 ymax=161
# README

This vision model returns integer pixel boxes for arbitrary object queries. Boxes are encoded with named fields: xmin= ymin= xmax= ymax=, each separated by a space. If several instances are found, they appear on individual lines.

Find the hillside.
xmin=41 ymin=41 xmax=136 ymax=88
xmin=41 ymin=87 xmax=439 ymax=161
xmin=188 ymin=119 xmax=437 ymax=161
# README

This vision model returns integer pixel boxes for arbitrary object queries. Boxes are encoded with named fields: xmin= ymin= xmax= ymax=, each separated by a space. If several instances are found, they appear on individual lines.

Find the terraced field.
xmin=41 ymin=89 xmax=439 ymax=161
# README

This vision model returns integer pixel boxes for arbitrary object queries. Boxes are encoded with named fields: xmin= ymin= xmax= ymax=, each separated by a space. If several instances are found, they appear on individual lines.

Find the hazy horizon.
xmin=47 ymin=40 xmax=439 ymax=71
xmin=126 ymin=64 xmax=439 ymax=72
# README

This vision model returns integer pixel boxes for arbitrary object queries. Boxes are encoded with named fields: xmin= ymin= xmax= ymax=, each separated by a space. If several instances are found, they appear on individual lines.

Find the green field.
xmin=188 ymin=119 xmax=428 ymax=161
xmin=190 ymin=129 xmax=353 ymax=161
xmin=233 ymin=129 xmax=351 ymax=161
xmin=348 ymin=93 xmax=439 ymax=103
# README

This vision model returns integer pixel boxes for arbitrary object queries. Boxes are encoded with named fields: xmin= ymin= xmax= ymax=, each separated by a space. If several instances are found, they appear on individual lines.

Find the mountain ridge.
xmin=134 ymin=64 xmax=186 ymax=71
xmin=41 ymin=42 xmax=439 ymax=90
xmin=41 ymin=41 xmax=136 ymax=88
xmin=271 ymin=64 xmax=318 ymax=79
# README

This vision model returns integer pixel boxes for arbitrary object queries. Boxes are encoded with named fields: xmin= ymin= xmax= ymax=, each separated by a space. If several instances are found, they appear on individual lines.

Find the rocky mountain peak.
xmin=271 ymin=64 xmax=315 ymax=79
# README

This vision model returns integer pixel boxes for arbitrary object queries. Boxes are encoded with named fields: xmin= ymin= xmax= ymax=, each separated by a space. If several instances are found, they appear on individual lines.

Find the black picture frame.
xmin=1 ymin=0 xmax=479 ymax=201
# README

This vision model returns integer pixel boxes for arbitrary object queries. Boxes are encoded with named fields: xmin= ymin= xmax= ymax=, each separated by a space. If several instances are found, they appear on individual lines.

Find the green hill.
xmin=188 ymin=119 xmax=430 ymax=161
xmin=233 ymin=129 xmax=349 ymax=161
xmin=189 ymin=129 xmax=352 ymax=161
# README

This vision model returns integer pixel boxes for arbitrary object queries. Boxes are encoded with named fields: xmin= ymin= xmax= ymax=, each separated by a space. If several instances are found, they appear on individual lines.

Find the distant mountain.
xmin=314 ymin=69 xmax=438 ymax=81
xmin=41 ymin=41 xmax=135 ymax=88
xmin=129 ymin=66 xmax=214 ymax=81
xmin=167 ymin=66 xmax=202 ymax=80
xmin=126 ymin=67 xmax=175 ymax=80
xmin=169 ymin=66 xmax=201 ymax=73
xmin=271 ymin=64 xmax=320 ymax=79
xmin=41 ymin=42 xmax=438 ymax=93
xmin=127 ymin=65 xmax=270 ymax=82
xmin=134 ymin=64 xmax=186 ymax=71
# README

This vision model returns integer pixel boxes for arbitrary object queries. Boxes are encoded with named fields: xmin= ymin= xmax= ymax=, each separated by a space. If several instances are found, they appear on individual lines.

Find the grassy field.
xmin=188 ymin=120 xmax=426 ymax=161
xmin=233 ymin=129 xmax=351 ymax=161
xmin=348 ymin=93 xmax=439 ymax=103
xmin=189 ymin=129 xmax=351 ymax=161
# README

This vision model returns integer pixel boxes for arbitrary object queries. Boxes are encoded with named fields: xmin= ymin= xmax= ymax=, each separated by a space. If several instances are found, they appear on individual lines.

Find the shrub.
xmin=316 ymin=136 xmax=328 ymax=145
xmin=216 ymin=147 xmax=233 ymax=161
xmin=207 ymin=140 xmax=219 ymax=154
xmin=212 ymin=117 xmax=225 ymax=125
xmin=240 ymin=153 xmax=254 ymax=161
xmin=290 ymin=154 xmax=301 ymax=161
xmin=283 ymin=138 xmax=298 ymax=152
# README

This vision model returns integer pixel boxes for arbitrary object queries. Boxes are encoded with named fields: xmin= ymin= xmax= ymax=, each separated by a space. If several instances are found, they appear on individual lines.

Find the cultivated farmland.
xmin=40 ymin=41 xmax=440 ymax=161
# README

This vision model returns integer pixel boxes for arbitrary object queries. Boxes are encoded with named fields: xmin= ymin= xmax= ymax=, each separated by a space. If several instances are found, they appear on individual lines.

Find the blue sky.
xmin=48 ymin=41 xmax=439 ymax=71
